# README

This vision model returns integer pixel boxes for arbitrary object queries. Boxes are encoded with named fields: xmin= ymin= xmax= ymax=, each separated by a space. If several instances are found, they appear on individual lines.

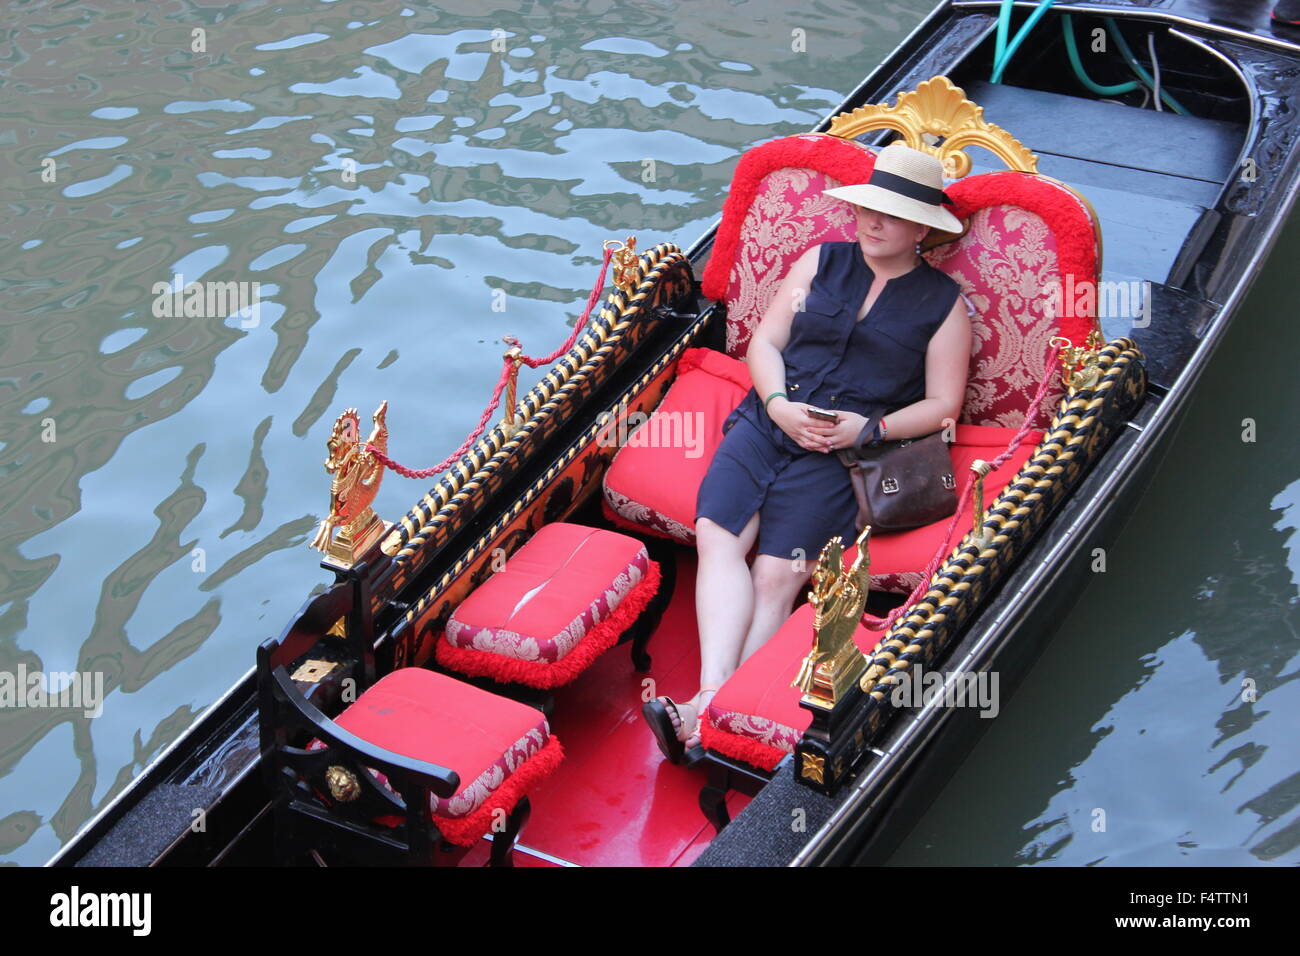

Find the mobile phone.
xmin=805 ymin=406 xmax=839 ymax=423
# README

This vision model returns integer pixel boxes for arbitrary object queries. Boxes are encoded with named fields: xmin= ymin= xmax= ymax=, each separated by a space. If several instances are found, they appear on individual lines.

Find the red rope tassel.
xmin=366 ymin=245 xmax=617 ymax=479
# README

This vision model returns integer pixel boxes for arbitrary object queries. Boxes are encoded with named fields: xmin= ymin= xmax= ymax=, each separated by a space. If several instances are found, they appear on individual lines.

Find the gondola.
xmin=49 ymin=0 xmax=1300 ymax=867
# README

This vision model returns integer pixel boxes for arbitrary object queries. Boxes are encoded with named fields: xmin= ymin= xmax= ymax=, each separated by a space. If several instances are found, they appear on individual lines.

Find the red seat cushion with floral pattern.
xmin=601 ymin=347 xmax=752 ymax=545
xmin=699 ymin=133 xmax=878 ymax=359
xmin=435 ymin=522 xmax=661 ymax=688
xmin=701 ymin=602 xmax=880 ymax=772
xmin=313 ymin=667 xmax=564 ymax=846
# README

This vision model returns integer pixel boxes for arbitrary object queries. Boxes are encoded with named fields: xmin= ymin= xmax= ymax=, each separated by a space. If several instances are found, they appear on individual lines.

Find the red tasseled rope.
xmin=366 ymin=245 xmax=616 ymax=480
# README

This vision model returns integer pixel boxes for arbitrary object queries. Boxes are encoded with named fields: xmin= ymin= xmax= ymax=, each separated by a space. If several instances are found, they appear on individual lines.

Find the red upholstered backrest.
xmin=700 ymin=134 xmax=877 ymax=358
xmin=924 ymin=172 xmax=1101 ymax=428
xmin=702 ymin=140 xmax=1101 ymax=429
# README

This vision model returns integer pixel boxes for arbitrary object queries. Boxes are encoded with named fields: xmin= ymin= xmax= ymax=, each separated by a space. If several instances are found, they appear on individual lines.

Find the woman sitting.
xmin=642 ymin=143 xmax=972 ymax=764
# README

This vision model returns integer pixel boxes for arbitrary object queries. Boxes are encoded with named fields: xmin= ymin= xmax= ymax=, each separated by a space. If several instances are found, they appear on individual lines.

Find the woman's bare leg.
xmin=656 ymin=513 xmax=758 ymax=744
xmin=695 ymin=513 xmax=760 ymax=689
xmin=738 ymin=554 xmax=813 ymax=664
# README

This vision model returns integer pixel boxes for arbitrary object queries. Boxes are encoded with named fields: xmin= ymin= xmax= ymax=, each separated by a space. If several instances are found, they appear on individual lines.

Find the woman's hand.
xmin=769 ymin=401 xmax=867 ymax=453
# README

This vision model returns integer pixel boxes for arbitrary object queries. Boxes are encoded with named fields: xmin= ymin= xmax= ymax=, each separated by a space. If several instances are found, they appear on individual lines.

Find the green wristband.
xmin=764 ymin=391 xmax=787 ymax=411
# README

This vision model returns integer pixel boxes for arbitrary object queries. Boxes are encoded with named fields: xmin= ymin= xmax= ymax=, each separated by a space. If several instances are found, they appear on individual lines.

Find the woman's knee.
xmin=696 ymin=513 xmax=757 ymax=556
xmin=749 ymin=553 xmax=812 ymax=601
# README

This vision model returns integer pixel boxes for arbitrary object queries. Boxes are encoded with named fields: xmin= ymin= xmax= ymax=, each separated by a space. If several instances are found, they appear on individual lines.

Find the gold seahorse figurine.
xmin=791 ymin=525 xmax=873 ymax=709
xmin=310 ymin=400 xmax=390 ymax=567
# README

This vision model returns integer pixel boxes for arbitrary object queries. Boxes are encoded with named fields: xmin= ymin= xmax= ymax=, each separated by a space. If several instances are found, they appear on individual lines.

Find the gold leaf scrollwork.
xmin=825 ymin=76 xmax=1038 ymax=179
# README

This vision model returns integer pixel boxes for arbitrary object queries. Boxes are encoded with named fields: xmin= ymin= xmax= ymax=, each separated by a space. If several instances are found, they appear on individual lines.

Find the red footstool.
xmin=435 ymin=522 xmax=663 ymax=689
xmin=308 ymin=667 xmax=563 ymax=849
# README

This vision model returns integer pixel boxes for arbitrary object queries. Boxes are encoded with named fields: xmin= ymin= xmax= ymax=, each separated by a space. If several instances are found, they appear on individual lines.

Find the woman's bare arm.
xmin=876 ymin=296 xmax=971 ymax=439
xmin=745 ymin=245 xmax=820 ymax=400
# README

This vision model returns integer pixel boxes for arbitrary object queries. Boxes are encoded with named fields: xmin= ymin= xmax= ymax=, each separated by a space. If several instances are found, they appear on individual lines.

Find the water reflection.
xmin=888 ymin=214 xmax=1300 ymax=867
xmin=2 ymin=0 xmax=911 ymax=863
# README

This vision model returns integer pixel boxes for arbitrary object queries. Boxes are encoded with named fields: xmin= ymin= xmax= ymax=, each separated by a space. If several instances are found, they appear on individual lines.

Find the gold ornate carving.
xmin=825 ymin=76 xmax=1038 ymax=178
xmin=290 ymin=659 xmax=338 ymax=683
xmin=969 ymin=460 xmax=994 ymax=550
xmin=792 ymin=525 xmax=873 ymax=710
xmin=325 ymin=765 xmax=361 ymax=802
xmin=1051 ymin=328 xmax=1106 ymax=391
xmin=499 ymin=338 xmax=525 ymax=440
xmin=310 ymin=401 xmax=391 ymax=569
xmin=606 ymin=236 xmax=639 ymax=295
xmin=800 ymin=752 xmax=826 ymax=785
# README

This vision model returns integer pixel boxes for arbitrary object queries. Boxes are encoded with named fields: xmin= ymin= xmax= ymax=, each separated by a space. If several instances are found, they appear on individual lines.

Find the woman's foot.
xmin=680 ymin=687 xmax=717 ymax=751
xmin=641 ymin=687 xmax=718 ymax=764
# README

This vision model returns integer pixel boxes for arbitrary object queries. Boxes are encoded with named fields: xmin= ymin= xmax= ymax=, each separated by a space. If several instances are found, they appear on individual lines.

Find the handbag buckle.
xmin=941 ymin=473 xmax=955 ymax=490
xmin=881 ymin=477 xmax=899 ymax=495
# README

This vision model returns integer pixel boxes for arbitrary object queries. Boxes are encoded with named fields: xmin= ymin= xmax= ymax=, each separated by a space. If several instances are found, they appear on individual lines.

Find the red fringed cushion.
xmin=699 ymin=134 xmax=878 ymax=358
xmin=702 ymin=602 xmax=879 ymax=772
xmin=601 ymin=348 xmax=752 ymax=545
xmin=311 ymin=667 xmax=562 ymax=845
xmin=852 ymin=424 xmax=1045 ymax=594
xmin=436 ymin=522 xmax=659 ymax=688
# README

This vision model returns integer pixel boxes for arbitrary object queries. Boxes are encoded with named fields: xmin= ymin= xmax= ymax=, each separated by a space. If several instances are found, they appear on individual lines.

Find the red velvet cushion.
xmin=444 ymin=522 xmax=651 ymax=661
xmin=333 ymin=667 xmax=550 ymax=819
xmin=703 ymin=602 xmax=880 ymax=771
xmin=602 ymin=348 xmax=752 ymax=545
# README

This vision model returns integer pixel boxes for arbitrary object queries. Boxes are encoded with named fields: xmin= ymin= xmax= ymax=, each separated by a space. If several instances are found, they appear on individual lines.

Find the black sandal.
xmin=643 ymin=690 xmax=716 ymax=767
xmin=642 ymin=697 xmax=689 ymax=764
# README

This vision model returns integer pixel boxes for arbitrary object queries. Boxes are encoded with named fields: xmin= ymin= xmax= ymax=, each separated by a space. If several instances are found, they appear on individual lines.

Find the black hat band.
xmin=866 ymin=168 xmax=952 ymax=207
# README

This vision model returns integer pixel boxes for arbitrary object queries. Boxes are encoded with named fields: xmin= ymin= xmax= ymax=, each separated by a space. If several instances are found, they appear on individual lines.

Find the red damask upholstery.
xmin=310 ymin=667 xmax=564 ymax=846
xmin=698 ymin=135 xmax=1099 ymax=428
xmin=700 ymin=133 xmax=878 ymax=358
xmin=435 ymin=522 xmax=661 ymax=688
xmin=601 ymin=348 xmax=752 ymax=545
xmin=700 ymin=602 xmax=879 ymax=772
xmin=928 ymin=173 xmax=1100 ymax=428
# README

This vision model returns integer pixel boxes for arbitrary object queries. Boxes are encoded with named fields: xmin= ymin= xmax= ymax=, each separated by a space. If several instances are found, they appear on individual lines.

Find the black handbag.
xmin=836 ymin=422 xmax=958 ymax=533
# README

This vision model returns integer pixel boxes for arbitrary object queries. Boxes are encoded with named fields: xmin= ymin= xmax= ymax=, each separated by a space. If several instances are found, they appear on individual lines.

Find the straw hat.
xmin=824 ymin=142 xmax=963 ymax=239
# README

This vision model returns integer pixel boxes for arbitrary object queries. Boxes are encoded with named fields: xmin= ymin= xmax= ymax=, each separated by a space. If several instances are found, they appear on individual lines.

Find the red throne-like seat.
xmin=602 ymin=132 xmax=1099 ymax=598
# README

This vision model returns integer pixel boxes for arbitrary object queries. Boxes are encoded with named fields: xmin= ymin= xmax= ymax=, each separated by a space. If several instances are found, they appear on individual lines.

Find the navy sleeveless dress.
xmin=694 ymin=240 xmax=961 ymax=560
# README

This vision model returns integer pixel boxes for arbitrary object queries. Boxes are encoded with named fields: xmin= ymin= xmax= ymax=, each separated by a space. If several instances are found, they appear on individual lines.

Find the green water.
xmin=0 ymin=0 xmax=1294 ymax=866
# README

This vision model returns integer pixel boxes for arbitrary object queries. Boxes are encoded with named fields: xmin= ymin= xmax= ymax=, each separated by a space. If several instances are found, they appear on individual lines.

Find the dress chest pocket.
xmin=791 ymin=293 xmax=847 ymax=348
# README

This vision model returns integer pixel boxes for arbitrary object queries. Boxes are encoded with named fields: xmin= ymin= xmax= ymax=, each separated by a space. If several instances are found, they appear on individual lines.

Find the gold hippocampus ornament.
xmin=792 ymin=525 xmax=873 ymax=709
xmin=310 ymin=400 xmax=391 ymax=568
